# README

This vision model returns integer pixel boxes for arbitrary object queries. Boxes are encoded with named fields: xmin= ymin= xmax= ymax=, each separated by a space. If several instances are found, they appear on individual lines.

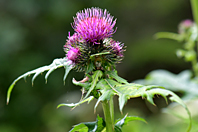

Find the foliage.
xmin=7 ymin=55 xmax=191 ymax=131
xmin=135 ymin=69 xmax=198 ymax=100
xmin=6 ymin=56 xmax=192 ymax=131
xmin=6 ymin=58 xmax=73 ymax=104
xmin=132 ymin=1 xmax=198 ymax=131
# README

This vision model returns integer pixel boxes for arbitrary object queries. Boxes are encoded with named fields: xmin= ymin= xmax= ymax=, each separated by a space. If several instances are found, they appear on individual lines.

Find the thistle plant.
xmin=136 ymin=1 xmax=198 ymax=101
xmin=155 ymin=19 xmax=198 ymax=77
xmin=7 ymin=7 xmax=192 ymax=132
xmin=154 ymin=0 xmax=198 ymax=79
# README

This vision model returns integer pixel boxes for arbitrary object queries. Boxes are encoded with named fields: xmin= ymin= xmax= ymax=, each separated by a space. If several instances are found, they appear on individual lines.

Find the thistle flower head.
xmin=103 ymin=38 xmax=125 ymax=63
xmin=64 ymin=7 xmax=125 ymax=72
xmin=72 ymin=7 xmax=117 ymax=44
xmin=180 ymin=19 xmax=193 ymax=28
xmin=178 ymin=19 xmax=194 ymax=33
xmin=64 ymin=32 xmax=81 ymax=48
xmin=64 ymin=33 xmax=82 ymax=64
xmin=111 ymin=40 xmax=124 ymax=57
xmin=67 ymin=47 xmax=80 ymax=63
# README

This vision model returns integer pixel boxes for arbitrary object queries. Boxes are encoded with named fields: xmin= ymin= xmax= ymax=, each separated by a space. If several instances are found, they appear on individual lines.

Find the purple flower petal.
xmin=73 ymin=7 xmax=117 ymax=44
xmin=66 ymin=47 xmax=80 ymax=63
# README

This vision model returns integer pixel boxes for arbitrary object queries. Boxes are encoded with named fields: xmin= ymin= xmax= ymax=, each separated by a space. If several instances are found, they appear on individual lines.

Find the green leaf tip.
xmin=63 ymin=64 xmax=74 ymax=82
xmin=6 ymin=58 xmax=73 ymax=104
xmin=106 ymin=70 xmax=128 ymax=84
xmin=6 ymin=83 xmax=14 ymax=104
xmin=57 ymin=96 xmax=94 ymax=110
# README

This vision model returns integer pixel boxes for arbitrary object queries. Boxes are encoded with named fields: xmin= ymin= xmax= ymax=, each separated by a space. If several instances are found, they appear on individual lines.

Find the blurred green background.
xmin=0 ymin=0 xmax=195 ymax=132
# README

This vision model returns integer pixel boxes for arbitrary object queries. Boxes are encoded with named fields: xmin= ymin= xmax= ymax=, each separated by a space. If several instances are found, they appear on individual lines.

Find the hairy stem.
xmin=102 ymin=100 xmax=114 ymax=132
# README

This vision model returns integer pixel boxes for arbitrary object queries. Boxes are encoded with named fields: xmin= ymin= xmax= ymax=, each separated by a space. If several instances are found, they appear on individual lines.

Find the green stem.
xmin=102 ymin=100 xmax=114 ymax=132
xmin=191 ymin=53 xmax=198 ymax=77
xmin=191 ymin=0 xmax=198 ymax=25
xmin=191 ymin=0 xmax=198 ymax=77
xmin=192 ymin=61 xmax=198 ymax=77
xmin=109 ymin=96 xmax=114 ymax=123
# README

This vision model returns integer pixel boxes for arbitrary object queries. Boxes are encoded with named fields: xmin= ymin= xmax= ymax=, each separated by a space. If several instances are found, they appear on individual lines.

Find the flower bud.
xmin=178 ymin=19 xmax=194 ymax=34
xmin=67 ymin=47 xmax=80 ymax=63
xmin=103 ymin=38 xmax=125 ymax=63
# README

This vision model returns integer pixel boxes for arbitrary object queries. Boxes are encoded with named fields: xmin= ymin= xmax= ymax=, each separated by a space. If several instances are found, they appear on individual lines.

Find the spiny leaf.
xmin=94 ymin=79 xmax=115 ymax=110
xmin=72 ymin=78 xmax=91 ymax=90
xmin=69 ymin=115 xmax=105 ymax=132
xmin=106 ymin=70 xmax=128 ymax=84
xmin=63 ymin=64 xmax=74 ymax=83
xmin=114 ymin=114 xmax=147 ymax=132
xmin=134 ymin=69 xmax=198 ymax=100
xmin=32 ymin=69 xmax=45 ymax=85
xmin=142 ymin=88 xmax=192 ymax=132
xmin=95 ymin=79 xmax=144 ymax=111
xmin=45 ymin=68 xmax=56 ymax=82
xmin=57 ymin=96 xmax=94 ymax=109
xmin=7 ymin=58 xmax=73 ymax=104
xmin=101 ymin=79 xmax=191 ymax=131
xmin=108 ymin=82 xmax=164 ymax=112
xmin=86 ymin=61 xmax=95 ymax=74
xmin=84 ymin=70 xmax=103 ymax=99
xmin=118 ymin=94 xmax=127 ymax=113
xmin=95 ymin=90 xmax=114 ymax=110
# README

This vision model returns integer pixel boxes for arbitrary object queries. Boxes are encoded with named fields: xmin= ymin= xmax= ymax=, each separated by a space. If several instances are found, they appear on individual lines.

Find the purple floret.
xmin=66 ymin=47 xmax=80 ymax=63
xmin=72 ymin=7 xmax=117 ymax=44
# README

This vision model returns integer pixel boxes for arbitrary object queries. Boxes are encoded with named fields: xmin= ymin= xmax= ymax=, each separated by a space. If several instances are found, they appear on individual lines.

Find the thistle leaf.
xmin=114 ymin=114 xmax=147 ymax=132
xmin=96 ymin=79 xmax=191 ymax=131
xmin=95 ymin=90 xmax=114 ymax=110
xmin=84 ymin=70 xmax=103 ymax=99
xmin=118 ymin=94 xmax=127 ymax=113
xmin=7 ymin=58 xmax=73 ymax=104
xmin=72 ymin=78 xmax=91 ymax=90
xmin=69 ymin=124 xmax=88 ymax=132
xmin=106 ymin=80 xmax=164 ymax=111
xmin=63 ymin=64 xmax=74 ymax=83
xmin=134 ymin=69 xmax=198 ymax=100
xmin=69 ymin=115 xmax=105 ymax=132
xmin=94 ymin=79 xmax=114 ymax=109
xmin=142 ymin=88 xmax=192 ymax=132
xmin=86 ymin=61 xmax=95 ymax=74
xmin=106 ymin=70 xmax=128 ymax=84
xmin=57 ymin=96 xmax=94 ymax=109
xmin=45 ymin=66 xmax=59 ymax=83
